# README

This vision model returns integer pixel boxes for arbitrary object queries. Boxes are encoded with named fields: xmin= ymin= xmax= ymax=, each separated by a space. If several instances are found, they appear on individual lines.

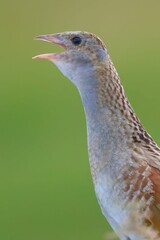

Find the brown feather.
xmin=149 ymin=167 xmax=160 ymax=231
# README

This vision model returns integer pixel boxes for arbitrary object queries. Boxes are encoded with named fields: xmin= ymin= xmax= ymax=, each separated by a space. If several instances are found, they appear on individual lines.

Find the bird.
xmin=33 ymin=31 xmax=160 ymax=240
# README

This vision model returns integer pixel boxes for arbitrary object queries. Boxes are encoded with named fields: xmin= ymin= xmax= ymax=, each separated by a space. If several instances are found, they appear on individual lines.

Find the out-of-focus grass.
xmin=0 ymin=1 xmax=160 ymax=240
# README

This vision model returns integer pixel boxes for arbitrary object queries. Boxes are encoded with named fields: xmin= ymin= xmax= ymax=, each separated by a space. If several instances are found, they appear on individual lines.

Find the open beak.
xmin=32 ymin=34 xmax=65 ymax=60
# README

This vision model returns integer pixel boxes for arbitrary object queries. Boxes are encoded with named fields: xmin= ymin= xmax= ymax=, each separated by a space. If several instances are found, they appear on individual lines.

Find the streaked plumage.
xmin=33 ymin=31 xmax=160 ymax=239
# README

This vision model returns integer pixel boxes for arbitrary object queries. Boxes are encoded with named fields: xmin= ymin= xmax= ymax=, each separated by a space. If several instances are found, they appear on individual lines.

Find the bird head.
xmin=33 ymin=31 xmax=109 ymax=88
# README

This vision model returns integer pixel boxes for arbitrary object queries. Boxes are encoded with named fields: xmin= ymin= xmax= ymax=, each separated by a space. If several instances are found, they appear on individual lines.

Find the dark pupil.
xmin=71 ymin=36 xmax=81 ymax=45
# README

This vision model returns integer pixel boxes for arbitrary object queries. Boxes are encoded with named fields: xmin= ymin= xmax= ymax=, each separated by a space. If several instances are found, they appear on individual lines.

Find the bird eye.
xmin=71 ymin=36 xmax=82 ymax=45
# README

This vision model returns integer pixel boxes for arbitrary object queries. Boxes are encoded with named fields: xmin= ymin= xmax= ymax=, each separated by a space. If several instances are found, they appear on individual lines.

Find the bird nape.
xmin=33 ymin=31 xmax=160 ymax=240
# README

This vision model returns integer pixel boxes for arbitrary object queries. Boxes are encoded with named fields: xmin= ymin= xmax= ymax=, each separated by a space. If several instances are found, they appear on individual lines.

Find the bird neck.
xmin=77 ymin=57 xmax=155 ymax=180
xmin=78 ymin=57 xmax=138 ymax=138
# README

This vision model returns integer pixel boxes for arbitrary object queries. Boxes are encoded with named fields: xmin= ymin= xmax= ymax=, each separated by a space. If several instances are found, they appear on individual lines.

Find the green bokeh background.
xmin=1 ymin=1 xmax=160 ymax=239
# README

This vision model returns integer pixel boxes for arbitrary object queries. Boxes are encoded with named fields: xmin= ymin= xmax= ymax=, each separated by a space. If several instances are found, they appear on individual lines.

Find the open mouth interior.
xmin=32 ymin=35 xmax=65 ymax=60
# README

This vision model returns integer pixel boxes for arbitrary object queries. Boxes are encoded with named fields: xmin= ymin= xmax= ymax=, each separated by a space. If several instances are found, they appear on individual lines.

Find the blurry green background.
xmin=1 ymin=1 xmax=160 ymax=239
